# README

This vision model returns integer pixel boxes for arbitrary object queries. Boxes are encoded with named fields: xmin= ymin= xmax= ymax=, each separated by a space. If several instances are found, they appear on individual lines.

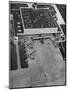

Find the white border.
xmin=0 ymin=0 xmax=67 ymax=90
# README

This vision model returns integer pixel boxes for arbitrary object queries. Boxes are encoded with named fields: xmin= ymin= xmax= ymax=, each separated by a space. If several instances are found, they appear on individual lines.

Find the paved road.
xmin=9 ymin=40 xmax=65 ymax=88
